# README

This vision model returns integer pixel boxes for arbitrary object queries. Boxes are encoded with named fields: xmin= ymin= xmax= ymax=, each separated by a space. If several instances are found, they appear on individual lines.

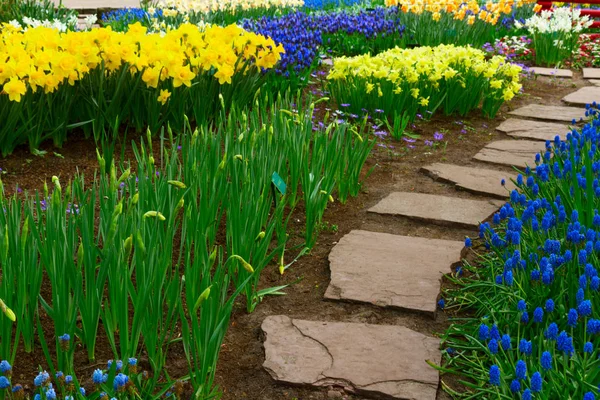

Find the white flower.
xmin=8 ymin=19 xmax=22 ymax=29
xmin=83 ymin=14 xmax=98 ymax=29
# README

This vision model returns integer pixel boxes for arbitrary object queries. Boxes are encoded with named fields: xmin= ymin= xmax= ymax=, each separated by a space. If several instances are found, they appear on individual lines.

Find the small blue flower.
xmin=46 ymin=388 xmax=57 ymax=400
xmin=585 ymin=341 xmax=594 ymax=353
xmin=34 ymin=371 xmax=49 ymax=387
xmin=584 ymin=392 xmax=596 ymax=400
xmin=488 ymin=339 xmax=499 ymax=355
xmin=515 ymin=359 xmax=527 ymax=380
xmin=510 ymin=379 xmax=521 ymax=393
xmin=545 ymin=299 xmax=555 ymax=312
xmin=522 ymin=388 xmax=532 ymax=400
xmin=0 ymin=361 xmax=10 ymax=374
xmin=501 ymin=334 xmax=511 ymax=350
xmin=579 ymin=300 xmax=593 ymax=317
xmin=479 ymin=324 xmax=490 ymax=341
xmin=545 ymin=322 xmax=559 ymax=340
xmin=489 ymin=365 xmax=500 ymax=386
xmin=92 ymin=369 xmax=107 ymax=384
xmin=0 ymin=376 xmax=10 ymax=389
xmin=519 ymin=339 xmax=532 ymax=355
xmin=530 ymin=372 xmax=542 ymax=392
xmin=437 ymin=299 xmax=445 ymax=310
xmin=533 ymin=307 xmax=543 ymax=323
xmin=541 ymin=351 xmax=552 ymax=370
xmin=465 ymin=237 xmax=472 ymax=247
xmin=568 ymin=309 xmax=579 ymax=327
xmin=517 ymin=300 xmax=527 ymax=312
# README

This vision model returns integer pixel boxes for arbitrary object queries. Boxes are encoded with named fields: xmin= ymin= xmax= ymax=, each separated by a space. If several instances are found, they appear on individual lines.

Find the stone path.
xmin=583 ymin=68 xmax=600 ymax=79
xmin=421 ymin=163 xmax=515 ymax=199
xmin=52 ymin=0 xmax=139 ymax=11
xmin=509 ymin=104 xmax=586 ymax=122
xmin=530 ymin=67 xmax=573 ymax=78
xmin=262 ymin=72 xmax=597 ymax=399
xmin=368 ymin=192 xmax=503 ymax=229
xmin=263 ymin=316 xmax=441 ymax=400
xmin=324 ymin=230 xmax=463 ymax=314
xmin=473 ymin=140 xmax=546 ymax=168
xmin=495 ymin=118 xmax=569 ymax=141
xmin=563 ymin=86 xmax=600 ymax=106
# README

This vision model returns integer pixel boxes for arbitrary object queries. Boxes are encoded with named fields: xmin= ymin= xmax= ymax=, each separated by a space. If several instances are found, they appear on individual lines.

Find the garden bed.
xmin=0 ymin=73 xmax=584 ymax=399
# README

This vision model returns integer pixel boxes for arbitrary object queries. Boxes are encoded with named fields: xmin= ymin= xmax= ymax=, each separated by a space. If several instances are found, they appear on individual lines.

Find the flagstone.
xmin=421 ymin=163 xmax=515 ymax=199
xmin=588 ymin=80 xmax=600 ymax=87
xmin=583 ymin=68 xmax=600 ymax=79
xmin=495 ymin=118 xmax=569 ymax=141
xmin=562 ymin=86 xmax=600 ymax=106
xmin=262 ymin=315 xmax=441 ymax=400
xmin=530 ymin=67 xmax=572 ymax=78
xmin=473 ymin=140 xmax=545 ymax=168
xmin=508 ymin=104 xmax=586 ymax=122
xmin=324 ymin=230 xmax=463 ymax=315
xmin=368 ymin=192 xmax=502 ymax=229
xmin=52 ymin=0 xmax=139 ymax=9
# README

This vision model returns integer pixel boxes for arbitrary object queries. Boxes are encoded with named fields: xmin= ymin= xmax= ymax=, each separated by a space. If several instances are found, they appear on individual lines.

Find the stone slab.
xmin=52 ymin=0 xmax=140 ymax=9
xmin=563 ymin=86 xmax=600 ymax=106
xmin=262 ymin=315 xmax=441 ymax=400
xmin=325 ymin=230 xmax=463 ymax=314
xmin=496 ymin=118 xmax=569 ymax=141
xmin=421 ymin=163 xmax=515 ymax=199
xmin=509 ymin=104 xmax=586 ymax=122
xmin=583 ymin=68 xmax=600 ymax=79
xmin=530 ymin=67 xmax=573 ymax=78
xmin=589 ymin=79 xmax=600 ymax=87
xmin=473 ymin=140 xmax=545 ymax=168
xmin=368 ymin=192 xmax=503 ymax=229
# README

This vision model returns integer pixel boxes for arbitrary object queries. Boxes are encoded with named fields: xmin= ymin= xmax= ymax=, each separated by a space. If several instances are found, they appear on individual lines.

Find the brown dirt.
xmin=0 ymin=72 xmax=588 ymax=400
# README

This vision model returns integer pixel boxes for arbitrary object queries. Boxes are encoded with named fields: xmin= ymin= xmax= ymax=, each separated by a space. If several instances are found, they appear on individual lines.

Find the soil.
xmin=0 ymin=72 xmax=587 ymax=400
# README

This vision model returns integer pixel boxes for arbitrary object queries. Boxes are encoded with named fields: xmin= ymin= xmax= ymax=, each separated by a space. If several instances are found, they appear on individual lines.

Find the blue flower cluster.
xmin=455 ymin=104 xmax=600 ymax=398
xmin=0 ymin=358 xmax=142 ymax=399
xmin=302 ymin=0 xmax=365 ymax=9
xmin=241 ymin=8 xmax=404 ymax=76
xmin=101 ymin=7 xmax=163 ymax=26
xmin=242 ymin=11 xmax=322 ymax=76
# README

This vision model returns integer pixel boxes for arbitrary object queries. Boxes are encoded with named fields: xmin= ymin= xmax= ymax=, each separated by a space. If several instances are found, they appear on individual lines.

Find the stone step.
xmin=421 ymin=163 xmax=515 ymax=199
xmin=562 ymin=86 xmax=600 ymax=106
xmin=368 ymin=192 xmax=503 ymax=229
xmin=473 ymin=140 xmax=545 ymax=169
xmin=496 ymin=118 xmax=569 ymax=141
xmin=530 ymin=67 xmax=572 ymax=78
xmin=589 ymin=80 xmax=600 ymax=87
xmin=509 ymin=104 xmax=586 ymax=123
xmin=262 ymin=315 xmax=440 ymax=400
xmin=324 ymin=230 xmax=462 ymax=315
xmin=52 ymin=0 xmax=140 ymax=11
xmin=583 ymin=68 xmax=600 ymax=79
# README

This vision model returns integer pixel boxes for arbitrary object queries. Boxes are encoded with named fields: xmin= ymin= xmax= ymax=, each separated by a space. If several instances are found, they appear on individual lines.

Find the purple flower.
xmin=374 ymin=109 xmax=384 ymax=113
xmin=433 ymin=132 xmax=444 ymax=141
xmin=373 ymin=130 xmax=388 ymax=138
xmin=402 ymin=137 xmax=416 ymax=143
xmin=424 ymin=140 xmax=433 ymax=146
xmin=340 ymin=103 xmax=350 ymax=107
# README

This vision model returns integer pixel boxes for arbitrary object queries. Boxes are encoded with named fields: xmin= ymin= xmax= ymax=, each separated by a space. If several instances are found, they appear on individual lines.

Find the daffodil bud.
xmin=144 ymin=211 xmax=166 ymax=221
xmin=255 ymin=231 xmax=265 ymax=241
xmin=219 ymin=93 xmax=225 ymax=109
xmin=117 ymin=168 xmax=131 ymax=187
xmin=52 ymin=176 xmax=61 ymax=193
xmin=132 ymin=192 xmax=139 ymax=205
xmin=0 ymin=298 xmax=15 ymax=322
xmin=149 ymin=156 xmax=155 ymax=165
xmin=124 ymin=235 xmax=133 ymax=258
xmin=319 ymin=190 xmax=327 ymax=195
xmin=136 ymin=230 xmax=146 ymax=255
xmin=231 ymin=255 xmax=254 ymax=274
xmin=168 ymin=180 xmax=187 ymax=189
xmin=20 ymin=217 xmax=29 ymax=247
xmin=234 ymin=154 xmax=243 ymax=161
xmin=193 ymin=286 xmax=211 ymax=312
xmin=238 ymin=133 xmax=244 ymax=142
xmin=77 ymin=241 xmax=84 ymax=266
xmin=175 ymin=197 xmax=184 ymax=213
xmin=209 ymin=246 xmax=217 ymax=266
xmin=96 ymin=148 xmax=105 ymax=174
xmin=218 ymin=154 xmax=227 ymax=170
xmin=328 ymin=195 xmax=334 ymax=203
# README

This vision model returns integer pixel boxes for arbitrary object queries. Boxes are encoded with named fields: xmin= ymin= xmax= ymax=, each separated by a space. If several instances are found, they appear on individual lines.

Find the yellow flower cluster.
xmin=385 ymin=0 xmax=538 ymax=25
xmin=0 ymin=22 xmax=284 ymax=102
xmin=327 ymin=45 xmax=522 ymax=103
xmin=156 ymin=0 xmax=303 ymax=14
